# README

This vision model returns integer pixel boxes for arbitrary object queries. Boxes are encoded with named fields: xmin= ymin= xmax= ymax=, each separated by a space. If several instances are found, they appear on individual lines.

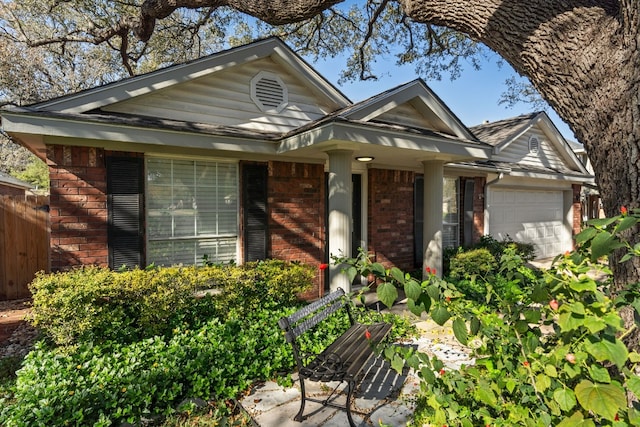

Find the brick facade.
xmin=572 ymin=184 xmax=583 ymax=241
xmin=47 ymin=145 xmax=108 ymax=271
xmin=367 ymin=169 xmax=416 ymax=271
xmin=268 ymin=161 xmax=325 ymax=299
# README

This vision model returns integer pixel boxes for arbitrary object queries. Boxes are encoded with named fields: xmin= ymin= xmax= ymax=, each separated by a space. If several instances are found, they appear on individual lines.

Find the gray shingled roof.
xmin=469 ymin=112 xmax=540 ymax=146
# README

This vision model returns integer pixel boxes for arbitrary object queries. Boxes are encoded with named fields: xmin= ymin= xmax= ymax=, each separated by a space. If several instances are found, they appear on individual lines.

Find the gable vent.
xmin=251 ymin=71 xmax=288 ymax=113
xmin=528 ymin=136 xmax=540 ymax=154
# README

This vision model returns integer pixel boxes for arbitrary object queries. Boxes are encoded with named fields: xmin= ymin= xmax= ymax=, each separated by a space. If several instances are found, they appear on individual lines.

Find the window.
xmin=443 ymin=177 xmax=459 ymax=249
xmin=146 ymin=158 xmax=238 ymax=266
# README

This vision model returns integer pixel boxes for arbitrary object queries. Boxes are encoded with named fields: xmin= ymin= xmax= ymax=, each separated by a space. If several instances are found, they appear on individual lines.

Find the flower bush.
xmin=344 ymin=208 xmax=640 ymax=426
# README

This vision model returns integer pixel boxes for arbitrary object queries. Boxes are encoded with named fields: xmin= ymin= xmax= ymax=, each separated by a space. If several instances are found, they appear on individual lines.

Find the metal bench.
xmin=278 ymin=288 xmax=392 ymax=427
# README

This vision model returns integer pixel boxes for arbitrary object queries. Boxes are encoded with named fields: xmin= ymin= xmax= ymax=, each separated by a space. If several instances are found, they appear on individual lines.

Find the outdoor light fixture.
xmin=355 ymin=156 xmax=374 ymax=162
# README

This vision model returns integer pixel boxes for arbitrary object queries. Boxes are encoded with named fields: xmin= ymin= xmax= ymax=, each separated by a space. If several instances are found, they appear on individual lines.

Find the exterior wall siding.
xmin=367 ymin=169 xmax=416 ymax=271
xmin=494 ymin=128 xmax=568 ymax=170
xmin=104 ymin=57 xmax=333 ymax=133
xmin=268 ymin=161 xmax=325 ymax=299
xmin=378 ymin=104 xmax=438 ymax=130
xmin=47 ymin=145 xmax=109 ymax=271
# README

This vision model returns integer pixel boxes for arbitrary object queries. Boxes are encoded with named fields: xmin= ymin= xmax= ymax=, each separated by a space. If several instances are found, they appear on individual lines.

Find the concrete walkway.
xmin=239 ymin=320 xmax=473 ymax=426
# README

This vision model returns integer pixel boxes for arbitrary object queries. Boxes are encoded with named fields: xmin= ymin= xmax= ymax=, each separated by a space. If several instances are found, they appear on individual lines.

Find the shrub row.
xmin=1 ymin=305 xmax=296 ymax=426
xmin=28 ymin=260 xmax=315 ymax=346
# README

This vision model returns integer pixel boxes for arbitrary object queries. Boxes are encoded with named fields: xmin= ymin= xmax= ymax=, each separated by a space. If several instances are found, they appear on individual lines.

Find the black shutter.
xmin=414 ymin=175 xmax=424 ymax=266
xmin=107 ymin=156 xmax=144 ymax=269
xmin=243 ymin=164 xmax=268 ymax=262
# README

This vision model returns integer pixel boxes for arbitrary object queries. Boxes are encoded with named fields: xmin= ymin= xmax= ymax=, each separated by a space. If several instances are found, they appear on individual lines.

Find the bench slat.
xmin=303 ymin=322 xmax=391 ymax=381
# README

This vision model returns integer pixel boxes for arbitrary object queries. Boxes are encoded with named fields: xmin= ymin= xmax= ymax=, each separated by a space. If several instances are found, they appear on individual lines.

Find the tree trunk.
xmin=400 ymin=0 xmax=640 ymax=343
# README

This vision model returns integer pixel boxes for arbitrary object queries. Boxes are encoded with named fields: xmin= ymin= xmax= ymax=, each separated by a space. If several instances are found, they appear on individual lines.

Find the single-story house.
xmin=0 ymin=171 xmax=33 ymax=196
xmin=0 ymin=37 xmax=591 ymax=298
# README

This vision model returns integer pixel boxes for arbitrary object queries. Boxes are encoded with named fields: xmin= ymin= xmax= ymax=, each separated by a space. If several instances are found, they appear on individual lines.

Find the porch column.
xmin=327 ymin=150 xmax=353 ymax=293
xmin=423 ymin=160 xmax=444 ymax=278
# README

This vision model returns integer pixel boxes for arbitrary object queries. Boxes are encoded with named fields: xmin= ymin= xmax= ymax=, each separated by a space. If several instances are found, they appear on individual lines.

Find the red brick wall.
xmin=268 ymin=161 xmax=325 ymax=299
xmin=572 ymin=184 xmax=582 ymax=240
xmin=367 ymin=169 xmax=416 ymax=271
xmin=47 ymin=145 xmax=108 ymax=271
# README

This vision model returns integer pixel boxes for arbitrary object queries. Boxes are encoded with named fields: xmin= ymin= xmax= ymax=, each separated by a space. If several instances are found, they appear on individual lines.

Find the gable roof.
xmin=30 ymin=37 xmax=351 ymax=114
xmin=469 ymin=111 xmax=589 ymax=175
xmin=1 ymin=38 xmax=492 ymax=169
xmin=336 ymin=79 xmax=477 ymax=141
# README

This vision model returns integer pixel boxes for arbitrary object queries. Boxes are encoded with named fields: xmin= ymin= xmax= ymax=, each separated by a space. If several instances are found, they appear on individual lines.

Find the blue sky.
xmin=306 ymin=52 xmax=577 ymax=142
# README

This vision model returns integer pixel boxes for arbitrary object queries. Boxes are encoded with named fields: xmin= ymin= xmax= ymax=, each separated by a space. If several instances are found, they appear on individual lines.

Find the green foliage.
xmin=13 ymin=157 xmax=49 ymax=191
xmin=343 ymin=208 xmax=640 ymax=426
xmin=448 ymin=241 xmax=539 ymax=306
xmin=28 ymin=260 xmax=314 ymax=347
xmin=211 ymin=260 xmax=315 ymax=314
xmin=2 ymin=258 xmax=413 ymax=426
xmin=476 ymin=234 xmax=537 ymax=262
xmin=448 ymin=247 xmax=496 ymax=280
xmin=0 ymin=305 xmax=296 ymax=426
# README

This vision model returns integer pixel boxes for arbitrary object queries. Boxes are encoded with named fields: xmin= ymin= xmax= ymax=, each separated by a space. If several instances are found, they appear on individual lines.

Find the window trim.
xmin=144 ymin=156 xmax=240 ymax=265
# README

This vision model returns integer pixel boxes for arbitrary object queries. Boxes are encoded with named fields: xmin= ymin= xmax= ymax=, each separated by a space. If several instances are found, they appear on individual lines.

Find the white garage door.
xmin=487 ymin=189 xmax=572 ymax=259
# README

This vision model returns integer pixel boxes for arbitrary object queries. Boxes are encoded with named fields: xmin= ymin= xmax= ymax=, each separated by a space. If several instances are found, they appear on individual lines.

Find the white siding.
xmin=103 ymin=57 xmax=334 ymax=133
xmin=494 ymin=127 xmax=567 ymax=170
xmin=377 ymin=103 xmax=438 ymax=130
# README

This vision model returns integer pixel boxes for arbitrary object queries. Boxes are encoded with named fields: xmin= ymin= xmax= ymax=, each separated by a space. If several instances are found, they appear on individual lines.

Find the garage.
xmin=487 ymin=188 xmax=572 ymax=259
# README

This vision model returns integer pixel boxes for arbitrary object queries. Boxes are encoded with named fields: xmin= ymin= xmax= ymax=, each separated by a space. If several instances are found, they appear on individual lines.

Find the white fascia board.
xmin=33 ymin=39 xmax=283 ymax=114
xmin=1 ymin=112 xmax=277 ymax=155
xmin=507 ymin=169 xmax=593 ymax=183
xmin=277 ymin=121 xmax=491 ymax=159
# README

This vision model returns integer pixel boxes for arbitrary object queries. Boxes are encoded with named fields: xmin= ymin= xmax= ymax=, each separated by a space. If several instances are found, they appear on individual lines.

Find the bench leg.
xmin=294 ymin=377 xmax=306 ymax=422
xmin=345 ymin=379 xmax=357 ymax=427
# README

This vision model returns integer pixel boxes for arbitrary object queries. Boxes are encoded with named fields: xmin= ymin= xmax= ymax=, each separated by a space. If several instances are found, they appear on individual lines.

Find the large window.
xmin=146 ymin=158 xmax=238 ymax=266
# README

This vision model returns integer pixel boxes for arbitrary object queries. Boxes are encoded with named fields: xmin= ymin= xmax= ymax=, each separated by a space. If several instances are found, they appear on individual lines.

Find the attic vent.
xmin=528 ymin=136 xmax=540 ymax=154
xmin=251 ymin=71 xmax=288 ymax=113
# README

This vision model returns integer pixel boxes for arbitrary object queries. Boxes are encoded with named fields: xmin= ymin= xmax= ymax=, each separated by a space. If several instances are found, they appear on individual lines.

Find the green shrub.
xmin=0 ymin=298 xmax=412 ymax=426
xmin=0 ymin=305 xmax=297 ymax=427
xmin=211 ymin=260 xmax=315 ymax=316
xmin=29 ymin=266 xmax=207 ymax=346
xmin=477 ymin=234 xmax=536 ymax=262
xmin=29 ymin=260 xmax=315 ymax=347
xmin=344 ymin=208 xmax=640 ymax=426
xmin=448 ymin=247 xmax=496 ymax=280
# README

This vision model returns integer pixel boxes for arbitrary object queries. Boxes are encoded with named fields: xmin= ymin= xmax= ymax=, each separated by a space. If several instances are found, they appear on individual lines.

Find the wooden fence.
xmin=0 ymin=195 xmax=49 ymax=300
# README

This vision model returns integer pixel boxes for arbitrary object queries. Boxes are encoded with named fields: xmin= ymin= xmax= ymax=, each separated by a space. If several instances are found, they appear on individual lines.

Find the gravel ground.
xmin=0 ymin=299 xmax=38 ymax=359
